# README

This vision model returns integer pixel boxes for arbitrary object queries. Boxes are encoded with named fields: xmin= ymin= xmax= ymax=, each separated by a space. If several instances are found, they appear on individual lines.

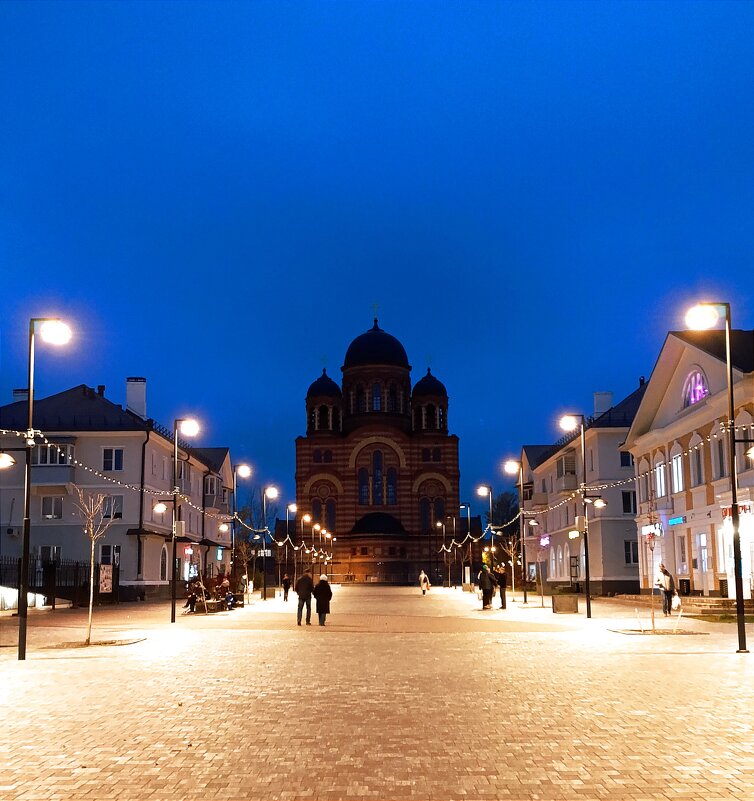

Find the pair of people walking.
xmin=294 ymin=571 xmax=332 ymax=626
xmin=477 ymin=564 xmax=498 ymax=609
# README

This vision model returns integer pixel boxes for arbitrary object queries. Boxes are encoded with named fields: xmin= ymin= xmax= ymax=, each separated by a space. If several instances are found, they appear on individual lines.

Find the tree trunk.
xmin=86 ymin=538 xmax=95 ymax=645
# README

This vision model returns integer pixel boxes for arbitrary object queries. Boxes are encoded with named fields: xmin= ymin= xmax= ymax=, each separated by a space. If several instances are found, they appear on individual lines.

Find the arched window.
xmin=160 ymin=546 xmax=168 ymax=581
xmin=318 ymin=405 xmax=329 ymax=430
xmin=312 ymin=498 xmax=322 ymax=523
xmin=557 ymin=546 xmax=564 ymax=578
xmin=438 ymin=406 xmax=445 ymax=430
xmin=414 ymin=408 xmax=422 ymax=430
xmin=426 ymin=404 xmax=436 ymax=430
xmin=325 ymin=499 xmax=336 ymax=532
xmin=433 ymin=498 xmax=444 ymax=524
xmin=372 ymin=451 xmax=383 ymax=505
xmin=313 ymin=449 xmax=322 ymax=463
xmin=356 ymin=386 xmax=366 ymax=413
xmin=387 ymin=468 xmax=397 ymax=505
xmin=420 ymin=498 xmax=431 ymax=532
xmin=682 ymin=369 xmax=710 ymax=408
xmin=372 ymin=383 xmax=382 ymax=411
xmin=549 ymin=546 xmax=556 ymax=578
xmin=323 ymin=450 xmax=332 ymax=463
xmin=388 ymin=384 xmax=398 ymax=412
xmin=358 ymin=468 xmax=369 ymax=505
xmin=309 ymin=408 xmax=316 ymax=430
xmin=689 ymin=435 xmax=704 ymax=486
xmin=564 ymin=543 xmax=571 ymax=580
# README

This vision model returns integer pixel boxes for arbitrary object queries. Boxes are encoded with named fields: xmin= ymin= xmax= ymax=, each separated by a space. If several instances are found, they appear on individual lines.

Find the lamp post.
xmin=460 ymin=503 xmax=472 ymax=584
xmin=436 ymin=520 xmax=450 ymax=587
xmin=476 ymin=484 xmax=494 ymax=566
xmin=286 ymin=503 xmax=296 ymax=580
xmin=231 ymin=464 xmax=252 ymax=586
xmin=262 ymin=485 xmax=278 ymax=600
xmin=169 ymin=417 xmax=200 ymax=623
xmin=503 ymin=459 xmax=528 ymax=604
xmin=299 ymin=513 xmax=311 ymax=581
xmin=686 ymin=301 xmax=748 ymax=653
xmin=18 ymin=318 xmax=72 ymax=660
xmin=312 ymin=523 xmax=321 ymax=573
xmin=559 ymin=414 xmax=591 ymax=618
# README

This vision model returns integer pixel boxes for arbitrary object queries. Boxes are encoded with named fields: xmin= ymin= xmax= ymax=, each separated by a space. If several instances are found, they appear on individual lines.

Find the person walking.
xmin=282 ymin=573 xmax=291 ymax=602
xmin=295 ymin=571 xmax=314 ymax=625
xmin=657 ymin=563 xmax=676 ymax=616
xmin=477 ymin=564 xmax=497 ymax=610
xmin=418 ymin=570 xmax=430 ymax=595
xmin=313 ymin=574 xmax=333 ymax=626
xmin=493 ymin=564 xmax=508 ymax=609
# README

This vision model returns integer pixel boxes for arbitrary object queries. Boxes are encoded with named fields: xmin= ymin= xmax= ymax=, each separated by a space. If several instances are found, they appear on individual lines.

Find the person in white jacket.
xmin=656 ymin=563 xmax=676 ymax=616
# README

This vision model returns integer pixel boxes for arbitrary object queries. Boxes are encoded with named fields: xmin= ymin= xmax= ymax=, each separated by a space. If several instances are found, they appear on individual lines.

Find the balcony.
xmin=554 ymin=474 xmax=578 ymax=494
xmin=204 ymin=493 xmax=229 ymax=514
xmin=32 ymin=464 xmax=75 ymax=485
xmin=529 ymin=492 xmax=549 ymax=509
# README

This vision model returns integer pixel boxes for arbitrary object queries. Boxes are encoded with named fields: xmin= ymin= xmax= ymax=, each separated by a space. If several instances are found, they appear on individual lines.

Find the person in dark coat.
xmin=477 ymin=564 xmax=497 ymax=610
xmin=295 ymin=571 xmax=314 ymax=625
xmin=312 ymin=574 xmax=333 ymax=626
xmin=282 ymin=573 xmax=291 ymax=602
xmin=493 ymin=564 xmax=508 ymax=609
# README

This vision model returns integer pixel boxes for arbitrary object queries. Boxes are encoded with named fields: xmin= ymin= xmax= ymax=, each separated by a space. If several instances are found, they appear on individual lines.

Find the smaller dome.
xmin=412 ymin=368 xmax=447 ymax=398
xmin=306 ymin=369 xmax=341 ymax=399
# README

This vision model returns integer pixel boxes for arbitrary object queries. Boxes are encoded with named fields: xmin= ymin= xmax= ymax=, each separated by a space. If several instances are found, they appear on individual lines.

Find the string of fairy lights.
xmin=3 ymin=417 xmax=753 ymax=560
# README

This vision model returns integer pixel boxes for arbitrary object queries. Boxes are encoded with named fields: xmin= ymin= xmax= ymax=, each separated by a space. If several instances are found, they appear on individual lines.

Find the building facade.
xmin=624 ymin=330 xmax=754 ymax=599
xmin=0 ymin=379 xmax=234 ymax=601
xmin=521 ymin=385 xmax=646 ymax=596
xmin=294 ymin=319 xmax=462 ymax=584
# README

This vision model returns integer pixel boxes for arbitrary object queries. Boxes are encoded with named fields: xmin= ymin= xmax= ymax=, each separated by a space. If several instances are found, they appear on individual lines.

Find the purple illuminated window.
xmin=683 ymin=370 xmax=709 ymax=408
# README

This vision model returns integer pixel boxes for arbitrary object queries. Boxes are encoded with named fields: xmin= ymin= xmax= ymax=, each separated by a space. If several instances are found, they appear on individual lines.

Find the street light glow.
xmin=476 ymin=485 xmax=490 ymax=497
xmin=288 ymin=503 xmax=298 ymax=513
xmin=303 ymin=513 xmax=312 ymax=523
xmin=559 ymin=414 xmax=579 ymax=432
xmin=154 ymin=502 xmax=168 ymax=514
xmin=593 ymin=498 xmax=607 ymax=509
xmin=685 ymin=303 xmax=720 ymax=330
xmin=0 ymin=452 xmax=16 ymax=469
xmin=179 ymin=418 xmax=200 ymax=437
xmin=219 ymin=523 xmax=229 ymax=533
xmin=39 ymin=319 xmax=72 ymax=346
xmin=264 ymin=486 xmax=279 ymax=500
xmin=236 ymin=464 xmax=252 ymax=478
xmin=503 ymin=459 xmax=519 ymax=475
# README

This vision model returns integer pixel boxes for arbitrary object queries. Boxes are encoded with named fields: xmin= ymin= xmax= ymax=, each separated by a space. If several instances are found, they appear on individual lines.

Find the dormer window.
xmin=682 ymin=369 xmax=709 ymax=408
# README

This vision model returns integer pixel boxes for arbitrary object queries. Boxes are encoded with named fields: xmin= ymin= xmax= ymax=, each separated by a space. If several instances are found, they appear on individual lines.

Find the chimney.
xmin=126 ymin=377 xmax=147 ymax=418
xmin=12 ymin=388 xmax=28 ymax=403
xmin=97 ymin=385 xmax=105 ymax=397
xmin=593 ymin=391 xmax=613 ymax=417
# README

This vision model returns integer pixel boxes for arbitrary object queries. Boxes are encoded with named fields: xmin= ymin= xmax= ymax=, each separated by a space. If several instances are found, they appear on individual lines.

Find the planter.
xmin=552 ymin=594 xmax=579 ymax=614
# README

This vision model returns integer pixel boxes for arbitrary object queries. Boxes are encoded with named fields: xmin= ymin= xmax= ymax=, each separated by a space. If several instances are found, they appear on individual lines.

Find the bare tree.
xmin=72 ymin=487 xmax=118 ymax=645
xmin=499 ymin=535 xmax=520 ymax=596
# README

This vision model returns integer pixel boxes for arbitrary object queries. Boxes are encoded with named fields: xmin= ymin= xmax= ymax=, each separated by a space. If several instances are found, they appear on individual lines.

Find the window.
xmin=356 ymin=387 xmax=366 ymax=413
xmin=100 ymin=544 xmax=121 ymax=566
xmin=216 ymin=547 xmax=224 ymax=561
xmin=654 ymin=462 xmax=666 ymax=497
xmin=318 ymin=405 xmax=329 ymax=429
xmin=624 ymin=540 xmax=639 ymax=564
xmin=715 ymin=437 xmax=727 ymax=479
xmin=204 ymin=476 xmax=219 ymax=495
xmin=358 ymin=469 xmax=369 ymax=505
xmin=39 ymin=545 xmax=62 ymax=562
xmin=420 ymin=498 xmax=431 ymax=532
xmin=438 ymin=407 xmax=445 ymax=430
xmin=387 ymin=384 xmax=398 ymax=412
xmin=41 ymin=496 xmax=63 ymax=519
xmin=556 ymin=453 xmax=576 ymax=479
xmin=620 ymin=451 xmax=634 ymax=468
xmin=325 ymin=499 xmax=336 ymax=532
xmin=671 ymin=454 xmax=684 ymax=494
xmin=372 ymin=451 xmax=383 ymax=504
xmin=549 ymin=547 xmax=556 ymax=577
xmin=622 ymin=491 xmax=637 ymax=515
xmin=691 ymin=447 xmax=703 ymax=486
xmin=372 ymin=384 xmax=382 ymax=411
xmin=425 ymin=404 xmax=436 ymax=430
xmin=160 ymin=547 xmax=168 ymax=581
xmin=323 ymin=450 xmax=333 ymax=463
xmin=33 ymin=443 xmax=74 ymax=465
xmin=387 ymin=468 xmax=397 ymax=505
xmin=421 ymin=448 xmax=431 ymax=462
xmin=351 ymin=547 xmax=357 ymax=557
xmin=312 ymin=499 xmax=322 ymax=522
xmin=103 ymin=447 xmax=124 ymax=471
xmin=682 ymin=369 xmax=709 ymax=408
xmin=433 ymin=499 xmax=444 ymax=525
xmin=360 ymin=546 xmax=368 ymax=556
xmin=432 ymin=448 xmax=441 ymax=462
xmin=679 ymin=537 xmax=687 ymax=573
xmin=313 ymin=449 xmax=322 ymax=463
xmin=103 ymin=495 xmax=123 ymax=519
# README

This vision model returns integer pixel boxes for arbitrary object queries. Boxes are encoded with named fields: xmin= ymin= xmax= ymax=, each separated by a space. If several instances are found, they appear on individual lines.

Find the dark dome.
xmin=350 ymin=512 xmax=407 ymax=535
xmin=306 ymin=369 xmax=341 ymax=399
xmin=412 ymin=368 xmax=447 ymax=397
xmin=343 ymin=319 xmax=410 ymax=370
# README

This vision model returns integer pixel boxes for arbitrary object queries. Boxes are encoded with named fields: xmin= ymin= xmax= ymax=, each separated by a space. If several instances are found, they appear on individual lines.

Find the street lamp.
xmin=166 ymin=417 xmax=200 ymax=623
xmin=261 ymin=485 xmax=278 ymax=600
xmin=18 ymin=317 xmax=72 ymax=660
xmin=686 ymin=301 xmax=748 ymax=653
xmin=559 ymin=413 xmax=591 ymax=618
xmin=436 ymin=520 xmax=451 ymax=587
xmin=503 ymin=459 xmax=528 ymax=604
xmin=231 ymin=464 xmax=252 ymax=585
xmin=460 ymin=503 xmax=472 ymax=584
xmin=476 ymin=484 xmax=494 ymax=566
xmin=312 ymin=522 xmax=321 ymax=573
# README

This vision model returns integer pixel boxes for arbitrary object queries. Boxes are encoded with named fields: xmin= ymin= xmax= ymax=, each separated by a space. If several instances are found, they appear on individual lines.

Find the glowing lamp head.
xmin=593 ymin=498 xmax=607 ymax=509
xmin=236 ymin=464 xmax=252 ymax=479
xmin=559 ymin=414 xmax=579 ymax=433
xmin=288 ymin=503 xmax=298 ymax=514
xmin=264 ymin=486 xmax=279 ymax=500
xmin=0 ymin=452 xmax=16 ymax=469
xmin=219 ymin=523 xmax=229 ymax=533
xmin=476 ymin=485 xmax=490 ymax=497
xmin=313 ymin=523 xmax=321 ymax=531
xmin=685 ymin=304 xmax=720 ymax=331
xmin=435 ymin=520 xmax=443 ymax=528
xmin=39 ymin=319 xmax=72 ymax=346
xmin=178 ymin=418 xmax=200 ymax=438
xmin=503 ymin=460 xmax=519 ymax=476
xmin=154 ymin=502 xmax=168 ymax=514
xmin=303 ymin=513 xmax=312 ymax=523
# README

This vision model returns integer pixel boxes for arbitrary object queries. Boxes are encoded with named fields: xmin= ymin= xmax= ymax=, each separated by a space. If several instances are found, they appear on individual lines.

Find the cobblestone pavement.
xmin=1 ymin=586 xmax=753 ymax=801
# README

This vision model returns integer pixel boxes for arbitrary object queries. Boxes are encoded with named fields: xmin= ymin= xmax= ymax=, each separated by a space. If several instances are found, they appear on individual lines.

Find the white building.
xmin=0 ymin=378 xmax=234 ymax=599
xmin=520 ymin=384 xmax=646 ymax=595
xmin=624 ymin=330 xmax=754 ymax=600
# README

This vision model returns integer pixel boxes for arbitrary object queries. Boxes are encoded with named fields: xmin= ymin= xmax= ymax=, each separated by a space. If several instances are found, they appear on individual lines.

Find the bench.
xmin=195 ymin=598 xmax=226 ymax=613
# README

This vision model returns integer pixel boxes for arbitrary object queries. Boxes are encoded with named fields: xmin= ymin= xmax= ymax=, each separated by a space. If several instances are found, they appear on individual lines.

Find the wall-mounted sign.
xmin=539 ymin=535 xmax=550 ymax=547
xmin=668 ymin=516 xmax=686 ymax=526
xmin=723 ymin=504 xmax=752 ymax=518
xmin=641 ymin=523 xmax=663 ymax=538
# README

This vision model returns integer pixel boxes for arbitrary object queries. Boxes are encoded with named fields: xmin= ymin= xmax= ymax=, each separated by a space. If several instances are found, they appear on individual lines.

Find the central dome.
xmin=343 ymin=319 xmax=410 ymax=370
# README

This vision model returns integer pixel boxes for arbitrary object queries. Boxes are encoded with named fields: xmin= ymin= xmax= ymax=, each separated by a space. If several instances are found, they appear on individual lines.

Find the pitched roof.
xmin=192 ymin=447 xmax=230 ymax=473
xmin=670 ymin=329 xmax=754 ymax=373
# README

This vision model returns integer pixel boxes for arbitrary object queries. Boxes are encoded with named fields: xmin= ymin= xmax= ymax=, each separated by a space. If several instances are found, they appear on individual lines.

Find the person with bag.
xmin=418 ymin=570 xmax=430 ymax=595
xmin=312 ymin=574 xmax=333 ymax=626
xmin=656 ymin=563 xmax=676 ymax=616
xmin=477 ymin=564 xmax=497 ymax=610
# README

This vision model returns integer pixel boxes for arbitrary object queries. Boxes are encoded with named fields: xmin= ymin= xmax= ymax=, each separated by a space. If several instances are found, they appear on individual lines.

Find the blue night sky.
xmin=2 ymin=1 xmax=754 ymax=516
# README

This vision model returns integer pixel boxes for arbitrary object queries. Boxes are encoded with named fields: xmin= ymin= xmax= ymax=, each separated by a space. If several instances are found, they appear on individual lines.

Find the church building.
xmin=295 ymin=319 xmax=460 ymax=584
